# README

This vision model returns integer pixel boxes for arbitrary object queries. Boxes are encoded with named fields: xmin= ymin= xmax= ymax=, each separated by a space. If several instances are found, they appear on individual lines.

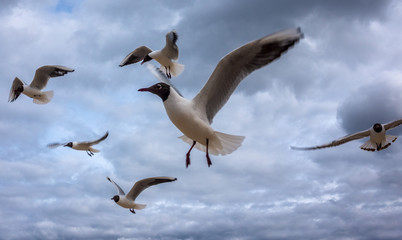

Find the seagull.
xmin=291 ymin=119 xmax=402 ymax=151
xmin=139 ymin=28 xmax=303 ymax=167
xmin=47 ymin=131 xmax=109 ymax=156
xmin=119 ymin=30 xmax=184 ymax=79
xmin=107 ymin=176 xmax=177 ymax=214
xmin=8 ymin=65 xmax=74 ymax=104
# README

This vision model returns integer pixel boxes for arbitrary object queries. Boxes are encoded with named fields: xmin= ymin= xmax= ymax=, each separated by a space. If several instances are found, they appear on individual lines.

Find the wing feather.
xmin=119 ymin=46 xmax=153 ymax=67
xmin=107 ymin=177 xmax=125 ymax=196
xmin=291 ymin=129 xmax=371 ymax=150
xmin=30 ymin=65 xmax=74 ymax=90
xmin=384 ymin=119 xmax=402 ymax=131
xmin=193 ymin=28 xmax=303 ymax=123
xmin=126 ymin=176 xmax=177 ymax=201
xmin=8 ymin=77 xmax=24 ymax=102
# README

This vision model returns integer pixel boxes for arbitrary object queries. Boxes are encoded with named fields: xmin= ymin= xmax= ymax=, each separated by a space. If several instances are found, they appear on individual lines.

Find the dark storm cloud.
xmin=337 ymin=80 xmax=402 ymax=134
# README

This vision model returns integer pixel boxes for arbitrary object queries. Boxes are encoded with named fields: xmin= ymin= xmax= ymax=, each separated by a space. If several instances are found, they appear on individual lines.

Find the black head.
xmin=64 ymin=142 xmax=73 ymax=148
xmin=373 ymin=123 xmax=383 ymax=133
xmin=138 ymin=82 xmax=171 ymax=101
xmin=111 ymin=195 xmax=119 ymax=202
xmin=141 ymin=55 xmax=153 ymax=64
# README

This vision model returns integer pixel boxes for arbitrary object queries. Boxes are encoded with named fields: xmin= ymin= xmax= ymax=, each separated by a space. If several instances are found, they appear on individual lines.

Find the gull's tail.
xmin=169 ymin=62 xmax=184 ymax=77
xmin=134 ymin=203 xmax=147 ymax=210
xmin=33 ymin=90 xmax=53 ymax=104
xmin=179 ymin=132 xmax=245 ymax=156
xmin=360 ymin=135 xmax=397 ymax=151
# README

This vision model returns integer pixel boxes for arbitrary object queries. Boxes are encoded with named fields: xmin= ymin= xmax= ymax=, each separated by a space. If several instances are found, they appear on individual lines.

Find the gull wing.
xmin=107 ymin=177 xmax=125 ymax=195
xmin=46 ymin=142 xmax=66 ymax=148
xmin=290 ymin=129 xmax=371 ymax=150
xmin=126 ymin=176 xmax=177 ymax=201
xmin=192 ymin=28 xmax=303 ymax=123
xmin=79 ymin=131 xmax=109 ymax=146
xmin=30 ymin=65 xmax=74 ymax=90
xmin=162 ymin=30 xmax=179 ymax=60
xmin=119 ymin=46 xmax=153 ymax=67
xmin=146 ymin=63 xmax=183 ymax=96
xmin=8 ymin=77 xmax=25 ymax=102
xmin=384 ymin=119 xmax=402 ymax=131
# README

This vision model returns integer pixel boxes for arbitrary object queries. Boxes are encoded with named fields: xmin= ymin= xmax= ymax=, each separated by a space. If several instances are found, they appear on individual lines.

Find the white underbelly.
xmin=164 ymin=101 xmax=215 ymax=145
xmin=117 ymin=198 xmax=137 ymax=209
xmin=23 ymin=86 xmax=42 ymax=98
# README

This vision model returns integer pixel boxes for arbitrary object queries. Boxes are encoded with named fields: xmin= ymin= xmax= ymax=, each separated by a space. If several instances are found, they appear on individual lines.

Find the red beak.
xmin=138 ymin=87 xmax=150 ymax=92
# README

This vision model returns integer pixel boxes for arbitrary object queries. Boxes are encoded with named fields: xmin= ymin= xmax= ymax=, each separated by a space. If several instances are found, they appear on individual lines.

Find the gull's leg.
xmin=206 ymin=139 xmax=212 ymax=167
xmin=130 ymin=208 xmax=136 ymax=214
xmin=186 ymin=141 xmax=196 ymax=168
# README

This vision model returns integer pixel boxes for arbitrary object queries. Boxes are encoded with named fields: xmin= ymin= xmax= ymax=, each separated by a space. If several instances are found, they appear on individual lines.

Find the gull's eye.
xmin=156 ymin=84 xmax=162 ymax=89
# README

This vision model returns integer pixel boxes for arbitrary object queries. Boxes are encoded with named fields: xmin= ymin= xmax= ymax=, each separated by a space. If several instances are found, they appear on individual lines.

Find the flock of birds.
xmin=7 ymin=27 xmax=402 ymax=214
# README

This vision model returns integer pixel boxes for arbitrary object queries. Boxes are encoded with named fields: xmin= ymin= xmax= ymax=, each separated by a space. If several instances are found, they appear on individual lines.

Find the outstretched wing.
xmin=8 ymin=77 xmax=25 ymax=102
xmin=162 ymin=30 xmax=179 ymax=60
xmin=107 ymin=177 xmax=125 ymax=196
xmin=46 ymin=142 xmax=65 ymax=149
xmin=126 ymin=176 xmax=177 ymax=201
xmin=384 ymin=119 xmax=402 ymax=131
xmin=119 ymin=46 xmax=153 ymax=67
xmin=30 ymin=65 xmax=74 ymax=90
xmin=193 ymin=28 xmax=303 ymax=123
xmin=85 ymin=131 xmax=109 ymax=146
xmin=290 ymin=129 xmax=371 ymax=150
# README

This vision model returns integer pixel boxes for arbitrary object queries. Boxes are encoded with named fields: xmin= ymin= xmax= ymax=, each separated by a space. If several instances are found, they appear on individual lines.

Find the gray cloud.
xmin=1 ymin=0 xmax=402 ymax=239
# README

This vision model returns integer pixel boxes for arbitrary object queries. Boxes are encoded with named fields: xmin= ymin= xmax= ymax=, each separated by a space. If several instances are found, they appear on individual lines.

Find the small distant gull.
xmin=107 ymin=176 xmax=177 ymax=214
xmin=139 ymin=28 xmax=303 ymax=167
xmin=119 ymin=30 xmax=184 ymax=79
xmin=291 ymin=119 xmax=402 ymax=151
xmin=8 ymin=65 xmax=74 ymax=104
xmin=47 ymin=131 xmax=109 ymax=156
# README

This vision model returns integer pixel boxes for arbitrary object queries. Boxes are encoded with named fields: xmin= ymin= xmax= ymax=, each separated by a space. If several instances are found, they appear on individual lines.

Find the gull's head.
xmin=138 ymin=82 xmax=170 ymax=101
xmin=111 ymin=195 xmax=120 ymax=202
xmin=373 ymin=123 xmax=383 ymax=133
xmin=141 ymin=55 xmax=152 ymax=65
xmin=64 ymin=142 xmax=73 ymax=148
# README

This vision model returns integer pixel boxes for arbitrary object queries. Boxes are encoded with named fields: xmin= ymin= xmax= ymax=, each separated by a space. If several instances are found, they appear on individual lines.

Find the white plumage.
xmin=139 ymin=28 xmax=303 ymax=167
xmin=107 ymin=176 xmax=177 ymax=214
xmin=8 ymin=65 xmax=74 ymax=104
xmin=291 ymin=119 xmax=402 ymax=151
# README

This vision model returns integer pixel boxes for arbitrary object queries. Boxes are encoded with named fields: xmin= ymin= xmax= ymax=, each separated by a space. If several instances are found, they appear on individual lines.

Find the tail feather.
xmin=89 ymin=147 xmax=100 ymax=153
xmin=33 ymin=90 xmax=53 ymax=104
xmin=170 ymin=62 xmax=184 ymax=77
xmin=360 ymin=135 xmax=398 ymax=152
xmin=179 ymin=132 xmax=245 ymax=156
xmin=134 ymin=203 xmax=147 ymax=210
xmin=380 ymin=135 xmax=398 ymax=151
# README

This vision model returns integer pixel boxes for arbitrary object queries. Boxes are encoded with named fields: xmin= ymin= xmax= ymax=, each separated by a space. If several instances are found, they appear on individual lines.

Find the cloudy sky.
xmin=1 ymin=0 xmax=402 ymax=239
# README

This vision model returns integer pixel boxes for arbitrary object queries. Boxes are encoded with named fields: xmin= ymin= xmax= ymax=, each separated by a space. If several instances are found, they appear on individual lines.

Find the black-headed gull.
xmin=107 ymin=176 xmax=177 ymax=214
xmin=139 ymin=28 xmax=303 ymax=167
xmin=8 ymin=65 xmax=74 ymax=104
xmin=119 ymin=30 xmax=184 ymax=79
xmin=47 ymin=131 xmax=109 ymax=156
xmin=291 ymin=119 xmax=402 ymax=151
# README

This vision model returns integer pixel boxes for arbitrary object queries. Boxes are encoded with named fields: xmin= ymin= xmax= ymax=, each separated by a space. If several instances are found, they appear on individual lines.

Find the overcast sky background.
xmin=1 ymin=0 xmax=402 ymax=239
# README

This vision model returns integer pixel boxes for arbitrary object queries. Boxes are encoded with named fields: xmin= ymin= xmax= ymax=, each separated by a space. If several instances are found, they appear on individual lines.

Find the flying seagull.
xmin=119 ymin=30 xmax=184 ymax=79
xmin=8 ymin=65 xmax=74 ymax=104
xmin=291 ymin=119 xmax=402 ymax=151
xmin=107 ymin=176 xmax=177 ymax=214
xmin=139 ymin=28 xmax=303 ymax=167
xmin=47 ymin=131 xmax=109 ymax=156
